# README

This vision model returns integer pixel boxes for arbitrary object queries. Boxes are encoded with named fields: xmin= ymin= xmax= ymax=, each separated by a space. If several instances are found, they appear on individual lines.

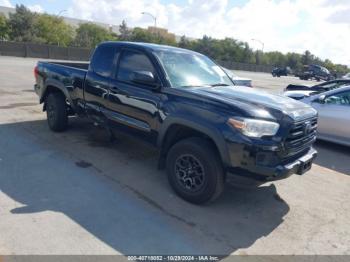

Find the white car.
xmin=283 ymin=79 xmax=350 ymax=100
xmin=222 ymin=67 xmax=252 ymax=87
xmin=283 ymin=90 xmax=318 ymax=100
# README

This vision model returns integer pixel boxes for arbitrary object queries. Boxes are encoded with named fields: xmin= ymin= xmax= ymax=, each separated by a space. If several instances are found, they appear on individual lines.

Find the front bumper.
xmin=228 ymin=147 xmax=318 ymax=182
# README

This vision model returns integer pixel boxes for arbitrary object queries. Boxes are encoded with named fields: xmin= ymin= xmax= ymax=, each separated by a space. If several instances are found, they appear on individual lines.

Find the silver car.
xmin=299 ymin=86 xmax=350 ymax=146
xmin=342 ymin=73 xmax=350 ymax=79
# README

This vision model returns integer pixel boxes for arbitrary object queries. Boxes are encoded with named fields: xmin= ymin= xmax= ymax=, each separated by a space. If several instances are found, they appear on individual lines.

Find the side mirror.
xmin=131 ymin=71 xmax=158 ymax=88
xmin=317 ymin=94 xmax=326 ymax=104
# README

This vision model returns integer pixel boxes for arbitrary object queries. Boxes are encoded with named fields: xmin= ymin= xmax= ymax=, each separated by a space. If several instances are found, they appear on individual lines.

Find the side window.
xmin=325 ymin=91 xmax=350 ymax=106
xmin=117 ymin=50 xmax=156 ymax=83
xmin=90 ymin=45 xmax=116 ymax=77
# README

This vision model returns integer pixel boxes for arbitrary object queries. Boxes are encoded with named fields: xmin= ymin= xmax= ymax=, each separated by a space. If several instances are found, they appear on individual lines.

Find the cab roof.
xmin=99 ymin=41 xmax=200 ymax=55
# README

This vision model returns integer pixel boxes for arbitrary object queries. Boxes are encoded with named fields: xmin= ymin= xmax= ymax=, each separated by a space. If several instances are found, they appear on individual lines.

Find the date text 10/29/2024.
xmin=127 ymin=255 xmax=220 ymax=261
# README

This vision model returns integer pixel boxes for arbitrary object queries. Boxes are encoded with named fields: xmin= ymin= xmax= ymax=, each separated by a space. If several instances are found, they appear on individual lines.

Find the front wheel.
xmin=166 ymin=137 xmax=225 ymax=204
xmin=46 ymin=92 xmax=68 ymax=132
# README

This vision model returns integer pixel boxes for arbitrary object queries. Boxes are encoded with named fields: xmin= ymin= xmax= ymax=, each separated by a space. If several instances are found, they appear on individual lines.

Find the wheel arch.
xmin=157 ymin=117 xmax=230 ymax=169
xmin=40 ymin=79 xmax=75 ymax=112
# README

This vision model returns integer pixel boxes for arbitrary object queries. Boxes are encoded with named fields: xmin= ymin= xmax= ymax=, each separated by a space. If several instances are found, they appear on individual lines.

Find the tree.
xmin=240 ymin=42 xmax=254 ymax=63
xmin=285 ymin=53 xmax=302 ymax=71
xmin=178 ymin=35 xmax=190 ymax=48
xmin=119 ymin=20 xmax=131 ymax=41
xmin=323 ymin=59 xmax=335 ymax=72
xmin=264 ymin=51 xmax=287 ymax=67
xmin=34 ymin=14 xmax=74 ymax=46
xmin=301 ymin=50 xmax=313 ymax=65
xmin=3 ymin=4 xmax=349 ymax=74
xmin=74 ymin=23 xmax=116 ymax=48
xmin=130 ymin=27 xmax=156 ymax=43
xmin=0 ymin=14 xmax=9 ymax=40
xmin=193 ymin=35 xmax=216 ymax=58
xmin=8 ymin=5 xmax=37 ymax=42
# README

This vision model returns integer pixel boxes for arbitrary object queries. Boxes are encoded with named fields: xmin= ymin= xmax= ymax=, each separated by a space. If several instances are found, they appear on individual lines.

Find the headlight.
xmin=228 ymin=118 xmax=279 ymax=138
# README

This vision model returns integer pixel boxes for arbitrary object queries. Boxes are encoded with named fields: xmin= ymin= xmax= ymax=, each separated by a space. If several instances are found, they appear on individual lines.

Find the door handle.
xmin=90 ymin=81 xmax=103 ymax=90
xmin=110 ymin=86 xmax=130 ymax=97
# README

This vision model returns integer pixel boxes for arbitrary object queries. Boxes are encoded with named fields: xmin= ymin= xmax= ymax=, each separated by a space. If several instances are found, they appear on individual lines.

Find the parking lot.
xmin=0 ymin=56 xmax=349 ymax=255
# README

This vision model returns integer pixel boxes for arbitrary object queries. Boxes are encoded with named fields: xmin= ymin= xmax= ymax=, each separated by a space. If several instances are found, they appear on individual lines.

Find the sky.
xmin=1 ymin=0 xmax=349 ymax=65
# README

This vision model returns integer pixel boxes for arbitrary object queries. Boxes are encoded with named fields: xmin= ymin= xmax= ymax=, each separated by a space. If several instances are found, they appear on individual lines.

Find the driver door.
xmin=107 ymin=49 xmax=162 ymax=144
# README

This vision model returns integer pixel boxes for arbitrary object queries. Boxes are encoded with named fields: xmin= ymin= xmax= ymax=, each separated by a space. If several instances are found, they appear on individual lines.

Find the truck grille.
xmin=284 ymin=117 xmax=318 ymax=154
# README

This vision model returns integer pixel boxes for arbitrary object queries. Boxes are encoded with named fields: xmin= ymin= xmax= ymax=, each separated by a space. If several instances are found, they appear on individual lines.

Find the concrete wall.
xmin=0 ymin=40 xmax=274 ymax=73
xmin=0 ymin=41 xmax=92 ymax=61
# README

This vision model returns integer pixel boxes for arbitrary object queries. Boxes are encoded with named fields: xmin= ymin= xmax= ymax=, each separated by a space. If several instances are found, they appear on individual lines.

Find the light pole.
xmin=141 ymin=12 xmax=157 ymax=29
xmin=251 ymin=38 xmax=264 ymax=52
xmin=56 ymin=10 xmax=67 ymax=47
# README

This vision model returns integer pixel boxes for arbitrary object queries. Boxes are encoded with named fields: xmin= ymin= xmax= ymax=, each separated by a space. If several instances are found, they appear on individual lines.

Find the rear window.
xmin=90 ymin=45 xmax=116 ymax=77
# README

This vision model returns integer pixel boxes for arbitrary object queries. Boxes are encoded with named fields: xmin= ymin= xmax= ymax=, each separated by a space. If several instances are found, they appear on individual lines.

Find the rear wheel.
xmin=166 ymin=137 xmax=225 ymax=204
xmin=46 ymin=92 xmax=68 ymax=132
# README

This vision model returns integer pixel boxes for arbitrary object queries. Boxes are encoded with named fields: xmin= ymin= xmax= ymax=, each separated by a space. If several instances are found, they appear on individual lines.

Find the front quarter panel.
xmin=157 ymin=88 xmax=248 ymax=167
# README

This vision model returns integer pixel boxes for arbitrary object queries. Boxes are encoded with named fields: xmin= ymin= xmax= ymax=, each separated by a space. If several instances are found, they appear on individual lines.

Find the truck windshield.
xmin=154 ymin=50 xmax=233 ymax=88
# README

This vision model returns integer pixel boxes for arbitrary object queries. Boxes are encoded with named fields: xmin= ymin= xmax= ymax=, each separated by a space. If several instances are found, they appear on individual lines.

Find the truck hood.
xmin=188 ymin=85 xmax=317 ymax=121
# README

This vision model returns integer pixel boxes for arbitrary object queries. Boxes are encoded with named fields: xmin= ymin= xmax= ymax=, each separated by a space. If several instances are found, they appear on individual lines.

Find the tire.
xmin=46 ymin=92 xmax=68 ymax=132
xmin=166 ymin=137 xmax=225 ymax=204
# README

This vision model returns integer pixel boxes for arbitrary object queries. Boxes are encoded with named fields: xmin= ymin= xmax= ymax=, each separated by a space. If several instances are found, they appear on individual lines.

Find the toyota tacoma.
xmin=34 ymin=42 xmax=318 ymax=204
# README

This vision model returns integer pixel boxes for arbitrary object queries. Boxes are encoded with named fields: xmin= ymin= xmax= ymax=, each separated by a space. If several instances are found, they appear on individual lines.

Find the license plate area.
xmin=297 ymin=159 xmax=312 ymax=175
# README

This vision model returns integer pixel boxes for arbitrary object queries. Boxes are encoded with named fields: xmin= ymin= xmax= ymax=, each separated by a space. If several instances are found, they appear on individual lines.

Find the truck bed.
xmin=35 ymin=61 xmax=89 ymax=107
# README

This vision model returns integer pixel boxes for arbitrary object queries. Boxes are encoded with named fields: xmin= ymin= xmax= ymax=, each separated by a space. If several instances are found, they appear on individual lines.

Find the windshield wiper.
xmin=209 ymin=83 xmax=230 ymax=87
xmin=179 ymin=85 xmax=202 ymax=88
xmin=179 ymin=83 xmax=230 ymax=88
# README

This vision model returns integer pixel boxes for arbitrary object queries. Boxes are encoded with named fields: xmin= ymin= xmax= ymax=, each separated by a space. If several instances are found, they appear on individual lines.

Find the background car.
xmin=297 ymin=64 xmax=333 ymax=81
xmin=222 ymin=67 xmax=252 ymax=87
xmin=272 ymin=67 xmax=292 ymax=77
xmin=284 ymin=79 xmax=350 ymax=100
xmin=296 ymin=86 xmax=350 ymax=147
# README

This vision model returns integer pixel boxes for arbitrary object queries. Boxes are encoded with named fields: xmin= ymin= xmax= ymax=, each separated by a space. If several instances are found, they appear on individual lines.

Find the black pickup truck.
xmin=34 ymin=42 xmax=318 ymax=204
